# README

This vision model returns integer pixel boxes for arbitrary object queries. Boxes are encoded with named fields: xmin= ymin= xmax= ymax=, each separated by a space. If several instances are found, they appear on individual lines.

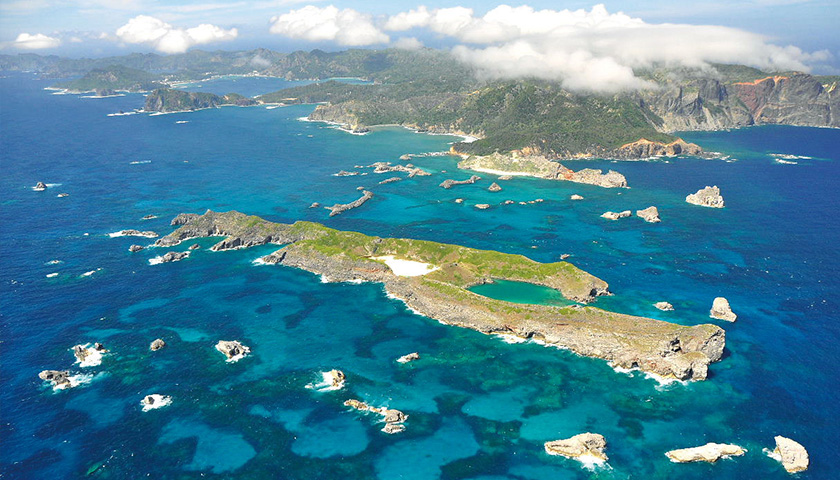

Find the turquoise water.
xmin=470 ymin=280 xmax=577 ymax=307
xmin=1 ymin=73 xmax=838 ymax=479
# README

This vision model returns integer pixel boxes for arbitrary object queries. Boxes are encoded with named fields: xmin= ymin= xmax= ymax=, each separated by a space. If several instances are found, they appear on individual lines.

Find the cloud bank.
xmin=270 ymin=3 xmax=831 ymax=92
xmin=14 ymin=33 xmax=61 ymax=49
xmin=269 ymin=6 xmax=388 ymax=46
xmin=116 ymin=15 xmax=238 ymax=54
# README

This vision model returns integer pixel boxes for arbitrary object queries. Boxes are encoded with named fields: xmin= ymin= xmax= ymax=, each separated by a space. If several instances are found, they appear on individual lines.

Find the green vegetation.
xmin=53 ymin=64 xmax=165 ymax=92
xmin=144 ymin=88 xmax=257 ymax=112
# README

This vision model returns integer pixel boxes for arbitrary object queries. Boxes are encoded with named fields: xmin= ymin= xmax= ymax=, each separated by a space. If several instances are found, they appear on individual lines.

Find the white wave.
xmin=81 ymin=94 xmax=125 ymax=99
xmin=494 ymin=333 xmax=527 ymax=344
xmin=46 ymin=272 xmax=59 ymax=278
xmin=265 ymin=105 xmax=281 ymax=109
xmin=45 ymin=259 xmax=63 ymax=265
xmin=774 ymin=159 xmax=798 ymax=165
xmin=610 ymin=364 xmax=688 ymax=388
xmin=251 ymin=258 xmax=268 ymax=266
xmin=576 ymin=454 xmax=611 ymax=471
xmin=72 ymin=344 xmax=104 ymax=367
xmin=175 ymin=120 xmax=189 ymax=124
xmin=148 ymin=256 xmax=164 ymax=265
xmin=107 ymin=111 xmax=140 ymax=117
xmin=384 ymin=289 xmax=425 ymax=316
xmin=305 ymin=371 xmax=345 ymax=392
xmin=769 ymin=153 xmax=811 ymax=160
xmin=129 ymin=160 xmax=151 ymax=165
xmin=141 ymin=394 xmax=173 ymax=412
xmin=80 ymin=268 xmax=101 ymax=277
xmin=763 ymin=447 xmax=782 ymax=462
xmin=61 ymin=373 xmax=94 ymax=391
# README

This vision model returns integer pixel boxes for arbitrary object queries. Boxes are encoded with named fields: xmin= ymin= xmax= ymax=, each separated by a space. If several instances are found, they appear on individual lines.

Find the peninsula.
xmin=153 ymin=210 xmax=725 ymax=381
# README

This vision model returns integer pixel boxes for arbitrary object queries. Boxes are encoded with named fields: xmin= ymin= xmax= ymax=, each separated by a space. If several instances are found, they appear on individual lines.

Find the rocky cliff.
xmin=144 ymin=89 xmax=258 ymax=113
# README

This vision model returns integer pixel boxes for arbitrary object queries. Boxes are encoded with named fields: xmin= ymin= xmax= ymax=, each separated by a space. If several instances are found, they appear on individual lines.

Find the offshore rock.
xmin=39 ymin=370 xmax=72 ymax=389
xmin=601 ymin=211 xmax=632 ymax=220
xmin=457 ymin=152 xmax=627 ymax=188
xmin=129 ymin=244 xmax=144 ymax=253
xmin=34 ymin=181 xmax=47 ymax=191
xmin=686 ymin=186 xmax=725 ymax=208
xmin=396 ymin=352 xmax=420 ymax=364
xmin=141 ymin=393 xmax=172 ymax=411
xmin=544 ymin=433 xmax=608 ymax=461
xmin=160 ymin=251 xmax=189 ymax=263
xmin=654 ymin=302 xmax=675 ymax=311
xmin=570 ymin=194 xmax=584 ymax=200
xmin=488 ymin=182 xmax=502 ymax=192
xmin=710 ymin=297 xmax=737 ymax=322
xmin=770 ymin=436 xmax=809 ymax=473
xmin=326 ymin=369 xmax=346 ymax=389
xmin=666 ymin=443 xmax=746 ymax=463
xmin=636 ymin=206 xmax=661 ymax=223
xmin=614 ymin=138 xmax=702 ymax=158
xmin=116 ymin=229 xmax=158 ymax=238
xmin=215 ymin=340 xmax=250 ymax=362
xmin=440 ymin=175 xmax=481 ymax=189
xmin=189 ymin=244 xmax=201 ymax=250
xmin=379 ymin=176 xmax=402 ymax=185
xmin=150 ymin=338 xmax=166 ymax=351
xmin=326 ymin=190 xmax=374 ymax=217
xmin=309 ymin=202 xmax=321 ymax=208
xmin=344 ymin=399 xmax=409 ymax=434
xmin=475 ymin=204 xmax=491 ymax=210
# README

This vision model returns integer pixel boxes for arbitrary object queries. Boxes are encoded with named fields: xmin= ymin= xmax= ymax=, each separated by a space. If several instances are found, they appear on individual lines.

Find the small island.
xmin=154 ymin=210 xmax=726 ymax=381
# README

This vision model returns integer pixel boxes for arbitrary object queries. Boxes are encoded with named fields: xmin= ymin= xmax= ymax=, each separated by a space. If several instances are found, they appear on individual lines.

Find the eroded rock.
xmin=637 ymin=206 xmax=661 ymax=223
xmin=710 ymin=297 xmax=737 ymax=322
xmin=601 ymin=210 xmax=632 ymax=220
xmin=770 ymin=436 xmax=809 ymax=473
xmin=654 ymin=302 xmax=674 ymax=311
xmin=544 ymin=433 xmax=608 ymax=461
xmin=488 ymin=182 xmax=502 ymax=192
xmin=150 ymin=338 xmax=166 ymax=351
xmin=215 ymin=340 xmax=250 ymax=362
xmin=665 ymin=443 xmax=746 ymax=463
xmin=397 ymin=352 xmax=420 ymax=363
xmin=686 ymin=186 xmax=725 ymax=208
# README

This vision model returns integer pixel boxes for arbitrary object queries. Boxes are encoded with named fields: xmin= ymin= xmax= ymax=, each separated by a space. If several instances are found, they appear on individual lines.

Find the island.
xmin=153 ymin=210 xmax=726 ymax=381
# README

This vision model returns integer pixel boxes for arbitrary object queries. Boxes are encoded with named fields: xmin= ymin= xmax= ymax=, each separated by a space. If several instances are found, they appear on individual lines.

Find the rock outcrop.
xmin=38 ymin=370 xmax=72 ymax=389
xmin=369 ymin=162 xmax=430 ymax=177
xmin=115 ymin=230 xmax=158 ymax=238
xmin=710 ymin=297 xmax=737 ymax=322
xmin=140 ymin=394 xmax=172 ymax=411
xmin=614 ymin=138 xmax=702 ymax=158
xmin=160 ymin=251 xmax=189 ymax=263
xmin=378 ymin=176 xmax=402 ymax=185
xmin=769 ymin=436 xmax=809 ymax=473
xmin=475 ymin=204 xmax=491 ymax=210
xmin=601 ymin=211 xmax=632 ymax=220
xmin=457 ymin=152 xmax=627 ymax=188
xmin=34 ymin=182 xmax=47 ymax=191
xmin=129 ymin=244 xmax=144 ymax=252
xmin=570 ymin=194 xmax=584 ymax=200
xmin=396 ymin=352 xmax=420 ymax=363
xmin=325 ymin=190 xmax=374 ymax=217
xmin=440 ymin=175 xmax=481 ymax=189
xmin=655 ymin=302 xmax=674 ymax=311
xmin=149 ymin=338 xmax=166 ymax=351
xmin=344 ymin=399 xmax=408 ymax=434
xmin=156 ymin=210 xmax=727 ymax=381
xmin=488 ymin=182 xmax=502 ymax=192
xmin=665 ymin=443 xmax=746 ymax=463
xmin=544 ymin=433 xmax=608 ymax=461
xmin=326 ymin=369 xmax=346 ymax=389
xmin=215 ymin=340 xmax=250 ymax=362
xmin=686 ymin=186 xmax=725 ymax=208
xmin=637 ymin=206 xmax=661 ymax=223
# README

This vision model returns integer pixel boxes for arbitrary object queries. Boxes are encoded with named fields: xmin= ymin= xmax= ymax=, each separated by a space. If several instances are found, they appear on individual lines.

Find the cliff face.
xmin=642 ymin=74 xmax=839 ymax=131
xmin=144 ymin=89 xmax=258 ymax=112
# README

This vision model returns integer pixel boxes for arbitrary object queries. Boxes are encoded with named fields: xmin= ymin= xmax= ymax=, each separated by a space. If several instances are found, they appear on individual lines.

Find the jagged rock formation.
xmin=440 ymin=175 xmax=481 ymax=189
xmin=615 ymin=138 xmax=702 ymax=158
xmin=379 ymin=176 xmax=402 ymax=185
xmin=141 ymin=394 xmax=172 ymax=411
xmin=34 ymin=181 xmax=47 ymax=191
xmin=637 ymin=206 xmax=661 ymax=223
xmin=38 ymin=370 xmax=73 ymax=389
xmin=215 ymin=340 xmax=250 ymax=362
xmin=769 ymin=436 xmax=809 ymax=473
xmin=153 ymin=210 xmax=727 ymax=380
xmin=115 ymin=229 xmax=158 ymax=238
xmin=488 ymin=182 xmax=502 ymax=192
xmin=129 ymin=244 xmax=144 ymax=252
xmin=457 ymin=152 xmax=627 ymax=188
xmin=654 ymin=302 xmax=674 ymax=311
xmin=344 ymin=399 xmax=408 ymax=434
xmin=686 ymin=186 xmax=725 ymax=208
xmin=665 ymin=443 xmax=746 ymax=463
xmin=710 ymin=297 xmax=737 ymax=322
xmin=396 ymin=352 xmax=420 ymax=363
xmin=171 ymin=213 xmax=199 ymax=226
xmin=150 ymin=338 xmax=166 ymax=351
xmin=544 ymin=433 xmax=608 ymax=461
xmin=188 ymin=244 xmax=201 ymax=250
xmin=601 ymin=211 xmax=632 ymax=220
xmin=144 ymin=88 xmax=258 ymax=113
xmin=325 ymin=190 xmax=374 ymax=217
xmin=369 ymin=162 xmax=430 ymax=177
xmin=160 ymin=251 xmax=189 ymax=263
xmin=326 ymin=369 xmax=346 ymax=389
xmin=73 ymin=344 xmax=105 ymax=364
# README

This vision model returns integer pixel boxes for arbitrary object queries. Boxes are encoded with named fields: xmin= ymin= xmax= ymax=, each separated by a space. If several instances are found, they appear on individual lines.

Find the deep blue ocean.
xmin=1 ymin=72 xmax=838 ymax=479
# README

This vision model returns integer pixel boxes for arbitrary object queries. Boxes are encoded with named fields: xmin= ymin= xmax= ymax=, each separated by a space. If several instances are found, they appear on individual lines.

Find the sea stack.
xmin=34 ymin=181 xmax=47 ymax=191
xmin=215 ymin=340 xmax=250 ymax=362
xmin=150 ymin=338 xmax=166 ymax=351
xmin=488 ymin=182 xmax=502 ymax=192
xmin=665 ymin=443 xmax=746 ymax=463
xmin=710 ymin=297 xmax=737 ymax=322
xmin=544 ymin=433 xmax=608 ymax=461
xmin=637 ymin=206 xmax=661 ymax=223
xmin=686 ymin=186 xmax=725 ymax=208
xmin=770 ymin=436 xmax=809 ymax=473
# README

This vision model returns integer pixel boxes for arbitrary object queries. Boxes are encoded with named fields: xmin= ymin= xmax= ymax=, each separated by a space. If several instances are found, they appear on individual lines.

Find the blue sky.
xmin=1 ymin=1 xmax=837 ymax=75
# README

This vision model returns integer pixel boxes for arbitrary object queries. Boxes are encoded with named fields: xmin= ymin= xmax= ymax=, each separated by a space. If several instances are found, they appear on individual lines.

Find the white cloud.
xmin=13 ymin=33 xmax=61 ymax=49
xmin=383 ymin=3 xmax=828 ymax=92
xmin=116 ymin=15 xmax=237 ymax=54
xmin=392 ymin=37 xmax=423 ymax=50
xmin=269 ymin=5 xmax=389 ymax=46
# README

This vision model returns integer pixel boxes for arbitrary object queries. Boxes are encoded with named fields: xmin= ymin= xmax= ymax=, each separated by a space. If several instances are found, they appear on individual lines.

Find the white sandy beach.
xmin=373 ymin=255 xmax=439 ymax=276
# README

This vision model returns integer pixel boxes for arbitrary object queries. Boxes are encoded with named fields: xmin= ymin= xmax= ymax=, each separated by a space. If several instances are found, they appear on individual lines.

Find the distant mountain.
xmin=53 ymin=65 xmax=165 ymax=93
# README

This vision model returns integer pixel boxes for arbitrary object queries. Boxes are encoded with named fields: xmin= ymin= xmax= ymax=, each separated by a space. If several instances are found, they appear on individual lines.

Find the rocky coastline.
xmin=455 ymin=151 xmax=628 ymax=188
xmin=154 ymin=210 xmax=727 ymax=381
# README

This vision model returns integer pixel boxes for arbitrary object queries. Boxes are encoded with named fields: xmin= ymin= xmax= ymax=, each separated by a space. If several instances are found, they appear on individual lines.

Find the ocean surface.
xmin=1 ymin=72 xmax=838 ymax=479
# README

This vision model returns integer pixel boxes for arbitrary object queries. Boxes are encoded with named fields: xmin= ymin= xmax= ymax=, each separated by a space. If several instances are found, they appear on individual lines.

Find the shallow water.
xmin=1 ymin=72 xmax=838 ymax=479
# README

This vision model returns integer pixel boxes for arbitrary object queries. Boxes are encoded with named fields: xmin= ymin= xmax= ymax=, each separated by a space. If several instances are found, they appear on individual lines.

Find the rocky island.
xmin=154 ymin=210 xmax=726 ymax=380
xmin=325 ymin=190 xmax=374 ymax=217
xmin=665 ymin=443 xmax=746 ymax=463
xmin=544 ymin=433 xmax=608 ymax=462
xmin=456 ymin=151 xmax=628 ymax=188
